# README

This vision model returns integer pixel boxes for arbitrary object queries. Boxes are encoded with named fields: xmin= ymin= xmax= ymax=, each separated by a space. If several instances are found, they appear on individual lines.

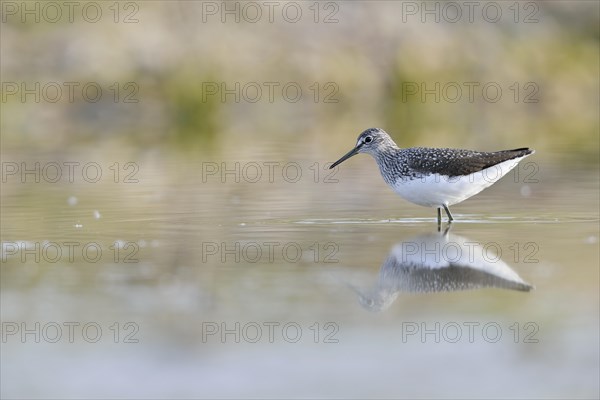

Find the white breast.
xmin=390 ymin=158 xmax=525 ymax=207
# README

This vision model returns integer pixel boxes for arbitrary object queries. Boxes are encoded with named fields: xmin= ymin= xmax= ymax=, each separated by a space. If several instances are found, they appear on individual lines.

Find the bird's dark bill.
xmin=330 ymin=146 xmax=360 ymax=169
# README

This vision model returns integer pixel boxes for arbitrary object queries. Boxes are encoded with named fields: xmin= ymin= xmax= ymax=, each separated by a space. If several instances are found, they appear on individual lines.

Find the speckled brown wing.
xmin=406 ymin=147 xmax=533 ymax=177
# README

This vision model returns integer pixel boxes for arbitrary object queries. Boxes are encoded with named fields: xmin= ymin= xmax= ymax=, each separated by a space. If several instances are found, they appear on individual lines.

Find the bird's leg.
xmin=443 ymin=204 xmax=454 ymax=222
xmin=442 ymin=223 xmax=452 ymax=236
xmin=437 ymin=207 xmax=442 ymax=228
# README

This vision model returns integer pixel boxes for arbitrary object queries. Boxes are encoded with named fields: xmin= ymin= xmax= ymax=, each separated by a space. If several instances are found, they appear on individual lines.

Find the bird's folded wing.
xmin=407 ymin=148 xmax=532 ymax=177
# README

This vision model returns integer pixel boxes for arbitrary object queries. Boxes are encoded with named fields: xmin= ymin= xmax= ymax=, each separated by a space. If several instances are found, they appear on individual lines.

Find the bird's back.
xmin=374 ymin=147 xmax=534 ymax=207
xmin=404 ymin=147 xmax=534 ymax=177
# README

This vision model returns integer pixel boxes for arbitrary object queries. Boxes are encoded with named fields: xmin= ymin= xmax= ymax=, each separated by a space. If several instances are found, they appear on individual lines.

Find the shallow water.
xmin=1 ymin=146 xmax=599 ymax=398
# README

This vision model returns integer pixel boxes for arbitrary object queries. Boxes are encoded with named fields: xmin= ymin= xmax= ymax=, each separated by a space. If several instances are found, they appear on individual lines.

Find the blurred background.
xmin=2 ymin=1 xmax=598 ymax=159
xmin=1 ymin=1 xmax=599 ymax=399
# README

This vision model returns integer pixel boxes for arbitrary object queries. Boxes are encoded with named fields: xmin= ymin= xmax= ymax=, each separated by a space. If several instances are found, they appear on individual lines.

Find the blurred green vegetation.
xmin=162 ymin=68 xmax=222 ymax=151
xmin=0 ymin=1 xmax=598 ymax=163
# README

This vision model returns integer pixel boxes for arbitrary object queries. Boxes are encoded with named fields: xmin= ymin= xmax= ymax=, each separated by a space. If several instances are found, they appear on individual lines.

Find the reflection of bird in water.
xmin=351 ymin=230 xmax=533 ymax=312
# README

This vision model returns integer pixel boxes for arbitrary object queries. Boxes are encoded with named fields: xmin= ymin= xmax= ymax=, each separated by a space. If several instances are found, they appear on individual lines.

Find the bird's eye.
xmin=364 ymin=136 xmax=373 ymax=144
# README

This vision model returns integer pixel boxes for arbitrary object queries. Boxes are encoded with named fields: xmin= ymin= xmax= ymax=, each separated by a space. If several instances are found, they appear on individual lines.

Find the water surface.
xmin=1 ymin=146 xmax=599 ymax=398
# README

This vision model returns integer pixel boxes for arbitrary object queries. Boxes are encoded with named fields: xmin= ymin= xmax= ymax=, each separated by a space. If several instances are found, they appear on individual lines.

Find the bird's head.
xmin=330 ymin=128 xmax=395 ymax=169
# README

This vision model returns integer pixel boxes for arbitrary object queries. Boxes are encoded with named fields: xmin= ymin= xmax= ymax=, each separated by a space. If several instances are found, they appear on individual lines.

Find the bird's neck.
xmin=372 ymin=146 xmax=406 ymax=185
